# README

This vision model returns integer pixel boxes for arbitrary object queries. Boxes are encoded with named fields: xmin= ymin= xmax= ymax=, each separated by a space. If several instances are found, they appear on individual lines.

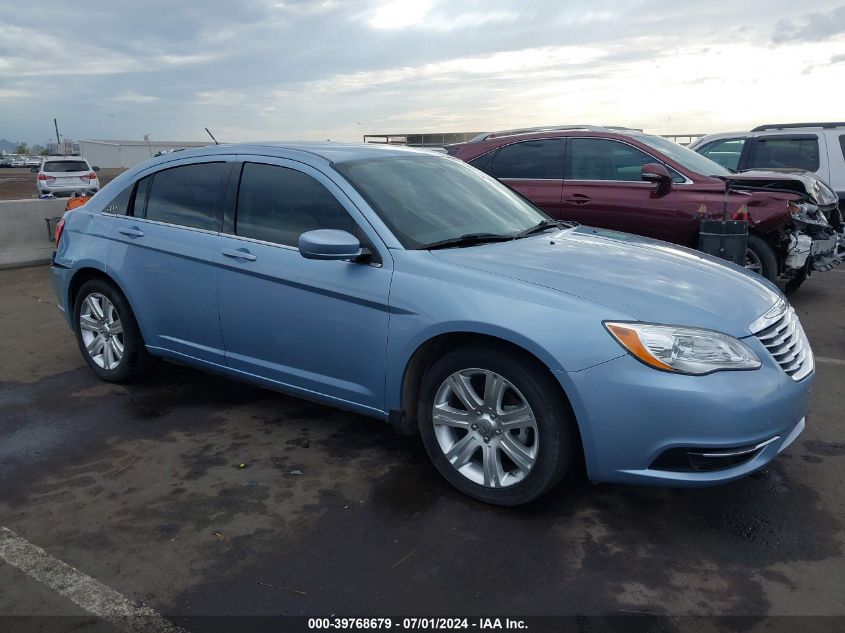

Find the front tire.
xmin=418 ymin=345 xmax=577 ymax=506
xmin=745 ymin=234 xmax=778 ymax=282
xmin=73 ymin=279 xmax=149 ymax=383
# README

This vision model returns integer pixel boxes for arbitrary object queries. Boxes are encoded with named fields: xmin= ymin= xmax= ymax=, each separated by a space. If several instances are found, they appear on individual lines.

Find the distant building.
xmin=79 ymin=139 xmax=210 ymax=169
xmin=47 ymin=140 xmax=80 ymax=155
xmin=363 ymin=132 xmax=483 ymax=150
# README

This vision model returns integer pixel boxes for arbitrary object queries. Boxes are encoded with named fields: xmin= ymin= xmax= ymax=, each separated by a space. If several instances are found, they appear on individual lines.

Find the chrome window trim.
xmin=112 ymin=214 xmax=220 ymax=236
xmin=219 ymin=231 xmax=299 ymax=252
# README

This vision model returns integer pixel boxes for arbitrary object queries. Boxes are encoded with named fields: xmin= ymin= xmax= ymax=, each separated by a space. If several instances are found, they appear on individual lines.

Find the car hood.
xmin=430 ymin=226 xmax=781 ymax=338
xmin=732 ymin=169 xmax=838 ymax=206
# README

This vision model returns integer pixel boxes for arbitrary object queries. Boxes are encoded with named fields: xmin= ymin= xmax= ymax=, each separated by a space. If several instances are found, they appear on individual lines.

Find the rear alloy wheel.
xmin=79 ymin=293 xmax=124 ymax=371
xmin=73 ymin=279 xmax=149 ymax=382
xmin=419 ymin=345 xmax=576 ymax=505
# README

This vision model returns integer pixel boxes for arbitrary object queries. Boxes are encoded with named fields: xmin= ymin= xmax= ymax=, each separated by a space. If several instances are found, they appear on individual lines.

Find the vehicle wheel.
xmin=73 ymin=279 xmax=149 ymax=382
xmin=745 ymin=234 xmax=778 ymax=282
xmin=418 ymin=345 xmax=577 ymax=506
xmin=784 ymin=270 xmax=808 ymax=295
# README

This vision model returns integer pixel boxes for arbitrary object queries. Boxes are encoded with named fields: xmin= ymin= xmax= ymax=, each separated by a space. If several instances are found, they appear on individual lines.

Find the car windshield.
xmin=633 ymin=134 xmax=733 ymax=177
xmin=43 ymin=160 xmax=89 ymax=173
xmin=333 ymin=155 xmax=550 ymax=249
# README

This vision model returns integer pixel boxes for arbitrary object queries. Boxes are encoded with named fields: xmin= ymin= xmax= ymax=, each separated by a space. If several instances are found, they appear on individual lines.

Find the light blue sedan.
xmin=51 ymin=142 xmax=813 ymax=505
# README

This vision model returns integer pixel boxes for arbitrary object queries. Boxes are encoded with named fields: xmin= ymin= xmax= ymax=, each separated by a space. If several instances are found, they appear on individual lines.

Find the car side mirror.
xmin=298 ymin=229 xmax=362 ymax=261
xmin=30 ymin=167 xmax=38 ymax=173
xmin=92 ymin=166 xmax=100 ymax=172
xmin=641 ymin=163 xmax=672 ymax=186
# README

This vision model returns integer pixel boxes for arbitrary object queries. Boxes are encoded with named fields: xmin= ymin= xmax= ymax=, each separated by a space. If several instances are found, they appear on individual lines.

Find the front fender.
xmin=384 ymin=257 xmax=628 ymax=412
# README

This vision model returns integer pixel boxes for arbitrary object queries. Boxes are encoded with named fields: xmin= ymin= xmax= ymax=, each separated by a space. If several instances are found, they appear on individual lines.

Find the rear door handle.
xmin=221 ymin=248 xmax=257 ymax=262
xmin=565 ymin=195 xmax=591 ymax=205
xmin=118 ymin=227 xmax=145 ymax=238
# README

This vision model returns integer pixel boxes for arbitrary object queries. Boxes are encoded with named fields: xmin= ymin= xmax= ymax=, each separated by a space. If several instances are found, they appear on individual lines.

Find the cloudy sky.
xmin=1 ymin=0 xmax=844 ymax=145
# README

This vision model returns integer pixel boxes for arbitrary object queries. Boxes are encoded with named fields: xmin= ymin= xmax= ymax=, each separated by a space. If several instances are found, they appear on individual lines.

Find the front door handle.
xmin=118 ymin=227 xmax=145 ymax=238
xmin=221 ymin=248 xmax=257 ymax=262
xmin=564 ymin=194 xmax=591 ymax=205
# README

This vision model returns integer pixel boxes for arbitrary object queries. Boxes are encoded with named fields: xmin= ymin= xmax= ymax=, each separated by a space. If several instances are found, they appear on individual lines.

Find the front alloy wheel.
xmin=418 ymin=345 xmax=576 ymax=505
xmin=432 ymin=369 xmax=539 ymax=488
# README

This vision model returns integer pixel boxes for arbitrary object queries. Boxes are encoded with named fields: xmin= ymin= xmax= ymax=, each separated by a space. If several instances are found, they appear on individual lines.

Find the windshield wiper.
xmin=423 ymin=233 xmax=514 ymax=250
xmin=514 ymin=219 xmax=575 ymax=238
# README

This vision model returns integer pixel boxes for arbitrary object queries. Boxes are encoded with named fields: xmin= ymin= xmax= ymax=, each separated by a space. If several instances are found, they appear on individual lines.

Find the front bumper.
xmin=558 ymin=342 xmax=813 ymax=487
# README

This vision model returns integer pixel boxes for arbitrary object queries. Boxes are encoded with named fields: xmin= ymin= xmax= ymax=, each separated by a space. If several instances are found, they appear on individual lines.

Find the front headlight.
xmin=810 ymin=179 xmax=838 ymax=207
xmin=789 ymin=200 xmax=829 ymax=227
xmin=605 ymin=322 xmax=761 ymax=375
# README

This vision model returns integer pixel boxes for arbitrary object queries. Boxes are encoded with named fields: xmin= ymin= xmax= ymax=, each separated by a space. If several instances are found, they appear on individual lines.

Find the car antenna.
xmin=205 ymin=128 xmax=220 ymax=145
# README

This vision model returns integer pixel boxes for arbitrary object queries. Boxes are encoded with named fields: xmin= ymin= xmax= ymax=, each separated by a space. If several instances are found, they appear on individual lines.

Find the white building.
xmin=79 ymin=139 xmax=211 ymax=169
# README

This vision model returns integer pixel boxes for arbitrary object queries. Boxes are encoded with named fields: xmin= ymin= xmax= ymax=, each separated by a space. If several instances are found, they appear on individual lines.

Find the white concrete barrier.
xmin=0 ymin=199 xmax=68 ymax=269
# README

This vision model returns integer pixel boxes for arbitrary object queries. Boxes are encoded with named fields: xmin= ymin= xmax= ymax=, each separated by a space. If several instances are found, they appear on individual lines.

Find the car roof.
xmin=145 ymin=141 xmax=438 ymax=166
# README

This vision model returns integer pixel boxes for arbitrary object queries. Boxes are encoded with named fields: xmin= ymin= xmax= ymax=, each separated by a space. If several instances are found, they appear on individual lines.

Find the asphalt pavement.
xmin=0 ymin=264 xmax=843 ymax=633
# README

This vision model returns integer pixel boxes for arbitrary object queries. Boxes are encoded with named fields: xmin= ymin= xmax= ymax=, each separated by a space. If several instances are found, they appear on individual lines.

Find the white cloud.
xmin=366 ymin=0 xmax=435 ymax=30
xmin=112 ymin=91 xmax=159 ymax=103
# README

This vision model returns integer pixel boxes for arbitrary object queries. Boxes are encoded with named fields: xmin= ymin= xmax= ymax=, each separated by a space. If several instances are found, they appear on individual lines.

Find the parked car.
xmin=9 ymin=156 xmax=26 ymax=167
xmin=24 ymin=156 xmax=42 ymax=168
xmin=51 ymin=143 xmax=812 ymax=505
xmin=691 ymin=122 xmax=845 ymax=255
xmin=690 ymin=122 xmax=845 ymax=209
xmin=448 ymin=126 xmax=841 ymax=292
xmin=36 ymin=157 xmax=100 ymax=198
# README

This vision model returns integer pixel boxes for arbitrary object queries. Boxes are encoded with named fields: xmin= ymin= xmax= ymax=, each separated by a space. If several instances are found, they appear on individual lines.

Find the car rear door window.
xmin=567 ymin=138 xmax=657 ymax=181
xmin=748 ymin=135 xmax=820 ymax=172
xmin=839 ymin=134 xmax=845 ymax=162
xmin=103 ymin=184 xmax=133 ymax=215
xmin=235 ymin=163 xmax=356 ymax=248
xmin=143 ymin=162 xmax=227 ymax=230
xmin=486 ymin=139 xmax=563 ymax=179
xmin=697 ymin=138 xmax=746 ymax=171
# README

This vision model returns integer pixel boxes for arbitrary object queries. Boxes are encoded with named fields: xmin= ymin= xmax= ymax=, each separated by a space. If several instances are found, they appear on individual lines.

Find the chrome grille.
xmin=750 ymin=302 xmax=814 ymax=381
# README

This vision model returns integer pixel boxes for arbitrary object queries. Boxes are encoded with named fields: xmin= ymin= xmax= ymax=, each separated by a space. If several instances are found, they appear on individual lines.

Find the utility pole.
xmin=54 ymin=118 xmax=61 ymax=154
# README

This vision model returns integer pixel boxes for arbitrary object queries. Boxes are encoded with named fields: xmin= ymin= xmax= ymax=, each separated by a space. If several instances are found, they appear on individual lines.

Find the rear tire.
xmin=73 ymin=279 xmax=150 ymax=383
xmin=745 ymin=234 xmax=778 ymax=282
xmin=418 ymin=344 xmax=577 ymax=506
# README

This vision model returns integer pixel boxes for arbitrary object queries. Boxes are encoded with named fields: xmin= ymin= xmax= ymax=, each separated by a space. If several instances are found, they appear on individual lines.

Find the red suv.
xmin=448 ymin=126 xmax=841 ymax=291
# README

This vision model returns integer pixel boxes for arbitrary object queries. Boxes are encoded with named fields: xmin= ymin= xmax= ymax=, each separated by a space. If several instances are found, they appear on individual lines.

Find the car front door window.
xmin=697 ymin=138 xmax=746 ymax=172
xmin=235 ymin=162 xmax=357 ymax=246
xmin=566 ymin=138 xmax=657 ymax=181
xmin=562 ymin=138 xmax=682 ymax=242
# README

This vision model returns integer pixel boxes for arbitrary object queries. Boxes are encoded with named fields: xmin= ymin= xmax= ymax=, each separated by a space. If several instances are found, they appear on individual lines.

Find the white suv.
xmin=691 ymin=122 xmax=845 ymax=212
xmin=36 ymin=157 xmax=100 ymax=198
